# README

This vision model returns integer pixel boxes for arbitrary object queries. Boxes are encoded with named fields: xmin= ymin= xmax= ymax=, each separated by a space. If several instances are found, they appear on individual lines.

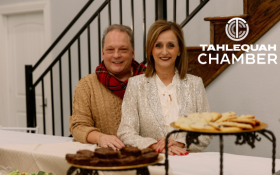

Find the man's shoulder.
xmin=78 ymin=73 xmax=98 ymax=84
xmin=75 ymin=73 xmax=101 ymax=90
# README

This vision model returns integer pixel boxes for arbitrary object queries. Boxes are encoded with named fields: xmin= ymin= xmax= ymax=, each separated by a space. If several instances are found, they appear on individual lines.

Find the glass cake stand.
xmin=164 ymin=122 xmax=276 ymax=175
xmin=66 ymin=155 xmax=164 ymax=175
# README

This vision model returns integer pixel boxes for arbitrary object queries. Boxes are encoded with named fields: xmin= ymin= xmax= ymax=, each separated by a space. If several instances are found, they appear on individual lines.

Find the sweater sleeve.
xmin=69 ymin=78 xmax=99 ymax=143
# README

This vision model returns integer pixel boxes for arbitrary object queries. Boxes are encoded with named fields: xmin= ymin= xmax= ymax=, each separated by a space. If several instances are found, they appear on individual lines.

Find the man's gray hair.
xmin=102 ymin=24 xmax=134 ymax=49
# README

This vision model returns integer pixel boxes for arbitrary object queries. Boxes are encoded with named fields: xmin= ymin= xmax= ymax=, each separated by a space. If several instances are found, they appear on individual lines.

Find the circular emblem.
xmin=225 ymin=17 xmax=249 ymax=41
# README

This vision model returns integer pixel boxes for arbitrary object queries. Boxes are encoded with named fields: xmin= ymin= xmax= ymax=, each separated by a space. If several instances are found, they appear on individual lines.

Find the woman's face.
xmin=152 ymin=30 xmax=180 ymax=72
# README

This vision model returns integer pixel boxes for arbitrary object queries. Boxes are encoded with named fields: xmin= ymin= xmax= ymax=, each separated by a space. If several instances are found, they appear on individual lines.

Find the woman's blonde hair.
xmin=145 ymin=20 xmax=188 ymax=79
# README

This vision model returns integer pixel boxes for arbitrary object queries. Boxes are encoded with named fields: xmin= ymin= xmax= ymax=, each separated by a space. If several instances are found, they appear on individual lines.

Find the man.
xmin=69 ymin=24 xmax=146 ymax=150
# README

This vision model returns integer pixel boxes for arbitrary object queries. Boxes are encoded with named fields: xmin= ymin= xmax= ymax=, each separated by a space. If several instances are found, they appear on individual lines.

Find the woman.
xmin=117 ymin=20 xmax=212 ymax=155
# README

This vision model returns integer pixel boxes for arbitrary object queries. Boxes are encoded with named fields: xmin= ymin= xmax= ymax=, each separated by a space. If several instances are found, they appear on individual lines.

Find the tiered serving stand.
xmin=164 ymin=122 xmax=276 ymax=175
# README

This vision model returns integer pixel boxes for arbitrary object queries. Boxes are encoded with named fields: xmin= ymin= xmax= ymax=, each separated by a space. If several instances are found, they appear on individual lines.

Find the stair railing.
xmin=25 ymin=0 xmax=209 ymax=136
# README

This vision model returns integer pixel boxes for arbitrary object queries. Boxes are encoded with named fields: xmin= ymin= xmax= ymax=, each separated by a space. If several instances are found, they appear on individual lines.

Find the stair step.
xmin=204 ymin=14 xmax=249 ymax=22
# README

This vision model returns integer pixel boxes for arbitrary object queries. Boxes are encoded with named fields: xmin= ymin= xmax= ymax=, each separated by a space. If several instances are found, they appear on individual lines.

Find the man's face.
xmin=102 ymin=30 xmax=134 ymax=77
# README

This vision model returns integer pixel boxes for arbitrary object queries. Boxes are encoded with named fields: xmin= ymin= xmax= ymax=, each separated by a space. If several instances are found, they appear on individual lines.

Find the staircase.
xmin=25 ymin=0 xmax=280 ymax=136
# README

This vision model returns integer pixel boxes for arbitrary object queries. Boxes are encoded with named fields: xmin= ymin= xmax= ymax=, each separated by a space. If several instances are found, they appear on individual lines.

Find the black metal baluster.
xmin=119 ymin=0 xmax=122 ymax=24
xmin=68 ymin=48 xmax=72 ymax=115
xmin=32 ymin=0 xmax=94 ymax=71
xmin=180 ymin=0 xmax=209 ymax=27
xmin=41 ymin=79 xmax=46 ymax=134
xmin=25 ymin=65 xmax=36 ymax=128
xmin=173 ymin=0 xmax=176 ymax=22
xmin=156 ymin=0 xmax=167 ymax=20
xmin=87 ymin=25 xmax=92 ymax=74
xmin=98 ymin=13 xmax=101 ymax=64
xmin=77 ymin=37 xmax=81 ymax=80
xmin=59 ymin=59 xmax=64 ymax=136
xmin=155 ymin=0 xmax=158 ymax=20
xmin=33 ymin=1 xmax=110 ymax=87
xmin=131 ymin=0 xmax=134 ymax=34
xmin=108 ymin=0 xmax=111 ymax=25
xmin=143 ymin=0 xmax=146 ymax=64
xmin=186 ymin=0 xmax=189 ymax=17
xmin=50 ymin=69 xmax=55 ymax=135
xmin=220 ymin=135 xmax=223 ymax=175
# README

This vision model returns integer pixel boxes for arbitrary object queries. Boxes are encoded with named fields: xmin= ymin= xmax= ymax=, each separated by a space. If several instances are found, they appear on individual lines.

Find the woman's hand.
xmin=155 ymin=137 xmax=185 ymax=153
xmin=161 ymin=145 xmax=188 ymax=156
xmin=148 ymin=137 xmax=188 ymax=156
xmin=99 ymin=134 xmax=125 ymax=151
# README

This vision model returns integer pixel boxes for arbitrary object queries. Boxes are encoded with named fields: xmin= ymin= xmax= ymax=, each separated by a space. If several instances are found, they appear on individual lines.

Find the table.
xmin=1 ymin=130 xmax=280 ymax=175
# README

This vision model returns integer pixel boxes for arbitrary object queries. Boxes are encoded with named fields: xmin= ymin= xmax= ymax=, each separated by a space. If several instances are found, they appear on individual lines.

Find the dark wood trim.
xmin=186 ymin=46 xmax=208 ymax=50
xmin=204 ymin=14 xmax=249 ymax=22
xmin=210 ymin=22 xmax=214 ymax=44
xmin=243 ymin=0 xmax=248 ymax=14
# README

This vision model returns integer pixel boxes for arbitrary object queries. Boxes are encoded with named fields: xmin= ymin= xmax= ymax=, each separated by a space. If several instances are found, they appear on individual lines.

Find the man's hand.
xmin=87 ymin=131 xmax=125 ymax=151
xmin=99 ymin=135 xmax=125 ymax=151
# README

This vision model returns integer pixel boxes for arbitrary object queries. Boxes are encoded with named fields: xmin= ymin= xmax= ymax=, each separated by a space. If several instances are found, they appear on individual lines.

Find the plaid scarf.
xmin=96 ymin=60 xmax=146 ymax=99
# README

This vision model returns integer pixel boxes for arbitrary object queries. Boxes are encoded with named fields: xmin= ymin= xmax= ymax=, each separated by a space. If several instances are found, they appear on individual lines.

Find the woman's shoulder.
xmin=128 ymin=74 xmax=147 ymax=83
xmin=185 ymin=74 xmax=202 ymax=80
xmin=183 ymin=74 xmax=203 ymax=85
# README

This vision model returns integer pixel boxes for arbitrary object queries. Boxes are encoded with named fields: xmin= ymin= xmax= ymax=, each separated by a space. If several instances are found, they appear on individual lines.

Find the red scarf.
xmin=96 ymin=60 xmax=146 ymax=99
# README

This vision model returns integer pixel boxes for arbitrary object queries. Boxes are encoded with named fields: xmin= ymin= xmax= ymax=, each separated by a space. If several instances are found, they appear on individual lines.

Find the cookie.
xmin=254 ymin=119 xmax=261 ymax=126
xmin=201 ymin=112 xmax=213 ymax=123
xmin=230 ymin=118 xmax=256 ymax=126
xmin=239 ymin=115 xmax=255 ymax=119
xmin=218 ymin=122 xmax=253 ymax=130
xmin=210 ymin=112 xmax=222 ymax=122
xmin=216 ymin=112 xmax=237 ymax=123
xmin=189 ymin=123 xmax=216 ymax=132
xmin=208 ymin=122 xmax=223 ymax=130
xmin=219 ymin=126 xmax=243 ymax=132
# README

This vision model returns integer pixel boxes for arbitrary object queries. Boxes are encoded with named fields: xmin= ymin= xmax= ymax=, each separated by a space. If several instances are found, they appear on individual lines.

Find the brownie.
xmin=139 ymin=152 xmax=158 ymax=164
xmin=98 ymin=158 xmax=115 ymax=167
xmin=89 ymin=157 xmax=100 ymax=166
xmin=120 ymin=146 xmax=141 ymax=157
xmin=77 ymin=150 xmax=95 ymax=158
xmin=66 ymin=147 xmax=158 ymax=167
xmin=115 ymin=156 xmax=138 ymax=166
xmin=141 ymin=148 xmax=153 ymax=155
xmin=94 ymin=147 xmax=120 ymax=159
xmin=66 ymin=154 xmax=76 ymax=164
xmin=72 ymin=154 xmax=91 ymax=166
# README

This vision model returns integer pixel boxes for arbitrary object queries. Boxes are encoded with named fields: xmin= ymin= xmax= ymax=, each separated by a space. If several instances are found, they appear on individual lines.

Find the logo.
xmin=225 ymin=17 xmax=249 ymax=41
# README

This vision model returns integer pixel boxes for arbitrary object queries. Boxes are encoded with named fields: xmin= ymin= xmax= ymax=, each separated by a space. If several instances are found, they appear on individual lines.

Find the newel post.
xmin=25 ymin=65 xmax=36 ymax=127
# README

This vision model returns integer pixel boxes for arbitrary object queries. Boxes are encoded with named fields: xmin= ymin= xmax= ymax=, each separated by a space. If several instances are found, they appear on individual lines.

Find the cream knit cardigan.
xmin=69 ymin=73 xmax=123 ymax=143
